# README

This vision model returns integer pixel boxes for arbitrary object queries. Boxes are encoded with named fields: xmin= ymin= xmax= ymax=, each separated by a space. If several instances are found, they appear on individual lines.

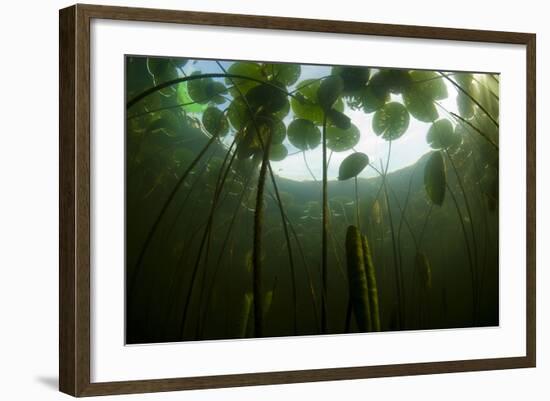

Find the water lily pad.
xmin=318 ymin=75 xmax=344 ymax=111
xmin=187 ymin=71 xmax=227 ymax=104
xmin=263 ymin=63 xmax=301 ymax=86
xmin=202 ymin=107 xmax=229 ymax=137
xmin=372 ymin=102 xmax=410 ymax=140
xmin=146 ymin=57 xmax=178 ymax=97
xmin=326 ymin=123 xmax=360 ymax=152
xmin=226 ymin=61 xmax=263 ymax=95
xmin=427 ymin=119 xmax=455 ymax=149
xmin=291 ymin=79 xmax=344 ymax=124
xmin=338 ymin=152 xmax=369 ymax=180
xmin=409 ymin=70 xmax=448 ymax=100
xmin=246 ymin=83 xmax=288 ymax=114
xmin=403 ymin=89 xmax=438 ymax=122
xmin=269 ymin=144 xmax=288 ymax=161
xmin=332 ymin=66 xmax=370 ymax=94
xmin=287 ymin=119 xmax=321 ymax=150
xmin=327 ymin=109 xmax=351 ymax=130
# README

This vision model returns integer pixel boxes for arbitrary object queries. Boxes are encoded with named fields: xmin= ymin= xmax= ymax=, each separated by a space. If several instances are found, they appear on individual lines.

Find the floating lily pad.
xmin=332 ymin=66 xmax=370 ymax=94
xmin=372 ymin=102 xmax=410 ymax=140
xmin=326 ymin=123 xmax=360 ymax=152
xmin=263 ymin=63 xmax=301 ymax=86
xmin=226 ymin=61 xmax=263 ymax=95
xmin=427 ymin=119 xmax=455 ymax=149
xmin=338 ymin=152 xmax=369 ymax=180
xmin=202 ymin=107 xmax=229 ymax=137
xmin=269 ymin=144 xmax=288 ymax=161
xmin=317 ymin=75 xmax=344 ymax=111
xmin=287 ymin=119 xmax=321 ymax=150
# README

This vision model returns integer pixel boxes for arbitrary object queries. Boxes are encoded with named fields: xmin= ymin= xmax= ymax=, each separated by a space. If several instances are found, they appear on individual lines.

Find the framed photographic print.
xmin=59 ymin=4 xmax=536 ymax=397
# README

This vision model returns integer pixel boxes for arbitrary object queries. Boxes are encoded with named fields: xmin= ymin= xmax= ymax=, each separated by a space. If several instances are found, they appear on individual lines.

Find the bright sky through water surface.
xmin=184 ymin=60 xmax=460 ymax=182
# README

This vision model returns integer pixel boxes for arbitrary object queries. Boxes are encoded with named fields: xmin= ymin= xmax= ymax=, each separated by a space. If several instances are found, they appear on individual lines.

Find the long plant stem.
xmin=321 ymin=114 xmax=329 ymax=334
xmin=380 ymin=143 xmax=404 ymax=329
xmin=218 ymin=62 xmax=299 ymax=336
xmin=445 ymin=149 xmax=480 ymax=321
xmin=446 ymin=183 xmax=477 ymax=323
xmin=129 ymin=132 xmax=218 ymax=301
xmin=354 ymin=176 xmax=361 ymax=231
xmin=179 ymin=140 xmax=239 ymax=339
xmin=252 ymin=132 xmax=273 ymax=337
xmin=439 ymin=72 xmax=499 ymax=128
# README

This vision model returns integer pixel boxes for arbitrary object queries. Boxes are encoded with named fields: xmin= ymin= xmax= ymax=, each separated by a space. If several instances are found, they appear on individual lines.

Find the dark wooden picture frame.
xmin=59 ymin=3 xmax=536 ymax=397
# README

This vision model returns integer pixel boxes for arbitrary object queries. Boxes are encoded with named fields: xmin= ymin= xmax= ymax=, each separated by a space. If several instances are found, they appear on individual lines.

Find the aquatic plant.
xmin=125 ymin=56 xmax=499 ymax=343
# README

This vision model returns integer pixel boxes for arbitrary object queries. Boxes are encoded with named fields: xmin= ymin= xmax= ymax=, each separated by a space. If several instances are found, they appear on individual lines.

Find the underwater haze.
xmin=125 ymin=56 xmax=499 ymax=344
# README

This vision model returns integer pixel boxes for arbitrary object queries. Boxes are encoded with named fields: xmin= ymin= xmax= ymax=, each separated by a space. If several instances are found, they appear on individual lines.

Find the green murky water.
xmin=125 ymin=56 xmax=499 ymax=344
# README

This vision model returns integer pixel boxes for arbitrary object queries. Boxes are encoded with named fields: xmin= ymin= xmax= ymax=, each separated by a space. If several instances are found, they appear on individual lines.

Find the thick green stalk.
xmin=362 ymin=234 xmax=380 ymax=331
xmin=219 ymin=61 xmax=299 ymax=335
xmin=345 ymin=225 xmax=372 ymax=332
xmin=252 ymin=132 xmax=273 ymax=337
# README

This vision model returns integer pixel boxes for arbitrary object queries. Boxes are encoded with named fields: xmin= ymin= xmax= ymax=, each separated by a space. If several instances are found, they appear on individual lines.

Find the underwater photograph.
xmin=125 ymin=56 xmax=499 ymax=344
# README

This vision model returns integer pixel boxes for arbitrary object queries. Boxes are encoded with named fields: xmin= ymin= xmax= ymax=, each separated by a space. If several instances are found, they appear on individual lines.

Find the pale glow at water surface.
xmin=183 ymin=60 xmax=461 ymax=182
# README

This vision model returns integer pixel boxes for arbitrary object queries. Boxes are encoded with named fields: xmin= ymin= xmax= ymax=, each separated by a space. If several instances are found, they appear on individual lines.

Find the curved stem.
xmin=128 ymin=132 xmax=219 ymax=299
xmin=446 ymin=183 xmax=477 ymax=324
xmin=218 ymin=61 xmax=299 ymax=336
xmin=439 ymin=72 xmax=499 ymax=128
xmin=381 ymin=143 xmax=404 ymax=328
xmin=127 ymin=72 xmax=298 ymax=109
xmin=302 ymin=151 xmax=318 ymax=182
xmin=445 ymin=149 xmax=479 ymax=321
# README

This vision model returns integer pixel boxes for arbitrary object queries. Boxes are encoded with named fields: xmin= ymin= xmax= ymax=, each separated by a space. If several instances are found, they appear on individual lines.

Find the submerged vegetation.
xmin=125 ymin=56 xmax=499 ymax=344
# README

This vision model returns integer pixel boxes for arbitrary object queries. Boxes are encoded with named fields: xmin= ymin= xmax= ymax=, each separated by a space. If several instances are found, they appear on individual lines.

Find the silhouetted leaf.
xmin=327 ymin=123 xmax=360 ymax=152
xmin=424 ymin=151 xmax=446 ymax=206
xmin=332 ymin=66 xmax=370 ymax=94
xmin=287 ymin=119 xmax=321 ymax=150
xmin=409 ymin=70 xmax=448 ymax=100
xmin=427 ymin=119 xmax=455 ymax=149
xmin=226 ymin=61 xmax=263 ymax=95
xmin=264 ymin=63 xmax=301 ymax=86
xmin=361 ymin=73 xmax=390 ymax=113
xmin=187 ymin=72 xmax=227 ymax=104
xmin=227 ymin=96 xmax=248 ymax=131
xmin=291 ymin=79 xmax=344 ymax=124
xmin=376 ymin=69 xmax=412 ymax=94
xmin=318 ymin=75 xmax=344 ymax=111
xmin=269 ymin=144 xmax=288 ymax=161
xmin=146 ymin=57 xmax=179 ymax=97
xmin=246 ymin=84 xmax=288 ymax=114
xmin=372 ymin=102 xmax=410 ymax=140
xmin=202 ymin=107 xmax=229 ymax=137
xmin=176 ymin=83 xmax=207 ymax=113
xmin=403 ymin=89 xmax=438 ymax=122
xmin=338 ymin=152 xmax=369 ymax=180
xmin=327 ymin=109 xmax=351 ymax=130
